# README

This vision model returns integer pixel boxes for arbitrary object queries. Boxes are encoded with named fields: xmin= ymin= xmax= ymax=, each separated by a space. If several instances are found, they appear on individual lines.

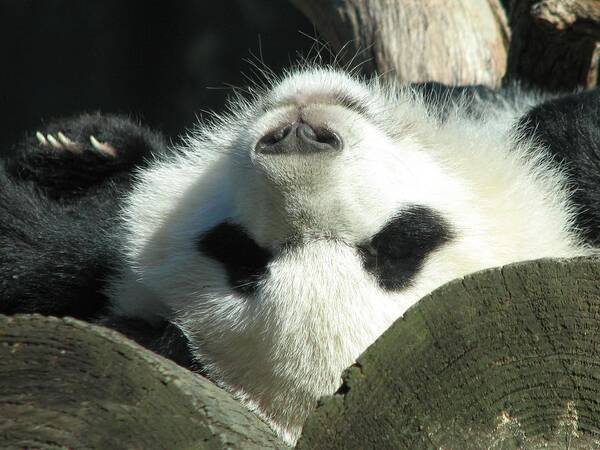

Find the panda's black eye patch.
xmin=197 ymin=222 xmax=272 ymax=295
xmin=358 ymin=205 xmax=454 ymax=291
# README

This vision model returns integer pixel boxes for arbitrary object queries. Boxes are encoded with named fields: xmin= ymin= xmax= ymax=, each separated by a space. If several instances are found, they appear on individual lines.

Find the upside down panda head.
xmin=108 ymin=68 xmax=589 ymax=444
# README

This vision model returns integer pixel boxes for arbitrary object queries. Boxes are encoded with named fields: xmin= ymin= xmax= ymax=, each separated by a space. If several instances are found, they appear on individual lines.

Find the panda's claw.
xmin=90 ymin=135 xmax=117 ymax=157
xmin=36 ymin=130 xmax=114 ymax=155
xmin=36 ymin=131 xmax=49 ymax=147
xmin=46 ymin=134 xmax=63 ymax=149
xmin=57 ymin=132 xmax=83 ymax=152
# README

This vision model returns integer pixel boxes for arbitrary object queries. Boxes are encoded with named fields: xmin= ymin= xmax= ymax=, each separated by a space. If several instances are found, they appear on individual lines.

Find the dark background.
xmin=0 ymin=0 xmax=314 ymax=153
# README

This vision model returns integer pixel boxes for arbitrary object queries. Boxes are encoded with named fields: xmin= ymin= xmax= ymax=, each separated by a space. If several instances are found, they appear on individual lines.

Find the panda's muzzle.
xmin=255 ymin=121 xmax=342 ymax=155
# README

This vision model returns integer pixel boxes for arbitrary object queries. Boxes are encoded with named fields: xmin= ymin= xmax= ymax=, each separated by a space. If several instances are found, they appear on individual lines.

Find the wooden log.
xmin=290 ymin=0 xmax=509 ymax=87
xmin=297 ymin=257 xmax=600 ymax=448
xmin=505 ymin=0 xmax=600 ymax=91
xmin=531 ymin=0 xmax=600 ymax=39
xmin=0 ymin=314 xmax=285 ymax=449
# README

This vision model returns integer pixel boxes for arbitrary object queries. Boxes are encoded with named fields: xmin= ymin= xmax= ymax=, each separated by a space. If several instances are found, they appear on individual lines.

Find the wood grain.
xmin=0 ymin=314 xmax=285 ymax=449
xmin=298 ymin=257 xmax=600 ymax=448
xmin=290 ymin=0 xmax=509 ymax=86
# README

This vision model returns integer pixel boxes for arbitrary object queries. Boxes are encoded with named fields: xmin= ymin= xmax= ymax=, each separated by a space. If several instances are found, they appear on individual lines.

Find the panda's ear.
xmin=357 ymin=205 xmax=454 ymax=290
xmin=196 ymin=222 xmax=273 ymax=295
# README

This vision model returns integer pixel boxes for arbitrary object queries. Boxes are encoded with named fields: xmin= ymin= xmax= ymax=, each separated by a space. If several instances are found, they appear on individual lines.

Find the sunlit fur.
xmin=108 ymin=68 xmax=592 ymax=444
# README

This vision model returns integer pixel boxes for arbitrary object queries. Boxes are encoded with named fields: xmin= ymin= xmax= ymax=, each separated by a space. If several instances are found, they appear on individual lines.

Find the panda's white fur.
xmin=108 ymin=68 xmax=592 ymax=444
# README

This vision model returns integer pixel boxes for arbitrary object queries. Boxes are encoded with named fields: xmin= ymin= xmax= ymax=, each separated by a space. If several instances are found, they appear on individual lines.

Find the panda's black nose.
xmin=255 ymin=122 xmax=342 ymax=154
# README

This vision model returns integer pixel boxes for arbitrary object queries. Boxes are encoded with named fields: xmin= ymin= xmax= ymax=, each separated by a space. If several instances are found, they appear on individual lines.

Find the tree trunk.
xmin=0 ymin=314 xmax=285 ymax=449
xmin=290 ymin=0 xmax=509 ymax=87
xmin=505 ymin=0 xmax=600 ymax=91
xmin=298 ymin=257 xmax=600 ymax=448
xmin=291 ymin=0 xmax=600 ymax=90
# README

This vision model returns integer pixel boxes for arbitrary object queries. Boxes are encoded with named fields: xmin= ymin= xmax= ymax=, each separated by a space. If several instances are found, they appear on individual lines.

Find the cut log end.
xmin=0 ymin=314 xmax=285 ymax=449
xmin=297 ymin=257 xmax=600 ymax=448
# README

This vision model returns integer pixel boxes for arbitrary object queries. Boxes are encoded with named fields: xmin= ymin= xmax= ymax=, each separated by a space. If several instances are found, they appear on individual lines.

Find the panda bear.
xmin=1 ymin=67 xmax=599 ymax=444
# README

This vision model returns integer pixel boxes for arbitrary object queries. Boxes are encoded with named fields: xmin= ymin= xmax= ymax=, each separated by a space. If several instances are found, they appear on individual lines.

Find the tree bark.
xmin=505 ymin=0 xmax=600 ymax=91
xmin=290 ymin=0 xmax=509 ymax=87
xmin=291 ymin=0 xmax=600 ymax=91
xmin=0 ymin=314 xmax=285 ymax=449
xmin=298 ymin=257 xmax=600 ymax=448
xmin=531 ymin=0 xmax=600 ymax=37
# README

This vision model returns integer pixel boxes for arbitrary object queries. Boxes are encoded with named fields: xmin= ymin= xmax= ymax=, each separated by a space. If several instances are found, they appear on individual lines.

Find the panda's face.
xmin=114 ymin=68 xmax=571 ymax=444
xmin=213 ymin=69 xmax=461 ymax=294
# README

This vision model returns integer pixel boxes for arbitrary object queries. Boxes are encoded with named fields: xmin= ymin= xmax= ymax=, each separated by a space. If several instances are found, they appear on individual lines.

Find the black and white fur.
xmin=1 ymin=68 xmax=599 ymax=444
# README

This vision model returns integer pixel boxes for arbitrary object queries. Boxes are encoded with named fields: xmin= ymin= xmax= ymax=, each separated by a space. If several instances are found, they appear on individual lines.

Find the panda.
xmin=1 ymin=67 xmax=599 ymax=444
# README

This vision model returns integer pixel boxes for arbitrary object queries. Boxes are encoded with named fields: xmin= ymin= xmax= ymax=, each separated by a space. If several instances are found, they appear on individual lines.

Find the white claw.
xmin=36 ymin=131 xmax=48 ymax=146
xmin=57 ymin=131 xmax=72 ymax=146
xmin=46 ymin=134 xmax=63 ymax=149
xmin=90 ymin=135 xmax=117 ymax=157
xmin=57 ymin=131 xmax=82 ymax=152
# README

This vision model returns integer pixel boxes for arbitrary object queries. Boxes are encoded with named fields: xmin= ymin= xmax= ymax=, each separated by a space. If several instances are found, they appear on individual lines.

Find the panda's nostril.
xmin=255 ymin=122 xmax=342 ymax=154
xmin=311 ymin=127 xmax=342 ymax=150
xmin=296 ymin=123 xmax=316 ymax=142
xmin=258 ymin=124 xmax=293 ymax=147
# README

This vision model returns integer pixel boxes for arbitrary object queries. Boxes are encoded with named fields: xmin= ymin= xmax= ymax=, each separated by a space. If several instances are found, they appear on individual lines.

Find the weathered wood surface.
xmin=290 ymin=0 xmax=509 ymax=87
xmin=297 ymin=257 xmax=600 ymax=449
xmin=0 ymin=314 xmax=285 ymax=450
xmin=531 ymin=0 xmax=600 ymax=38
xmin=506 ymin=0 xmax=600 ymax=91
xmin=3 ymin=258 xmax=600 ymax=448
xmin=291 ymin=0 xmax=600 ymax=91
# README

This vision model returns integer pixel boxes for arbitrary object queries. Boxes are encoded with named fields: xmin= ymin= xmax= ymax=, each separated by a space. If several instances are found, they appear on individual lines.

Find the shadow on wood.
xmin=298 ymin=257 xmax=600 ymax=449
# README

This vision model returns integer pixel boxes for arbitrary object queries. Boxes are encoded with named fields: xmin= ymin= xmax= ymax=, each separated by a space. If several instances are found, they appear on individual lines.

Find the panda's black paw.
xmin=6 ymin=113 xmax=167 ymax=199
xmin=34 ymin=129 xmax=118 ymax=157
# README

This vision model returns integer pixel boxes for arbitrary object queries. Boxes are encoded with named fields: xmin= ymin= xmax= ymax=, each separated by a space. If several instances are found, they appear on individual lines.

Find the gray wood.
xmin=290 ymin=0 xmax=509 ymax=87
xmin=0 ymin=314 xmax=285 ymax=450
xmin=291 ymin=0 xmax=600 ymax=91
xmin=297 ymin=257 xmax=600 ymax=449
